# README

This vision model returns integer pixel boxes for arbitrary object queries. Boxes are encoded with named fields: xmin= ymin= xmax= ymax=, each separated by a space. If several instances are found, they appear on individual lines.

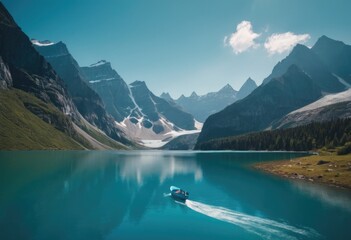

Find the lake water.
xmin=0 ymin=151 xmax=351 ymax=240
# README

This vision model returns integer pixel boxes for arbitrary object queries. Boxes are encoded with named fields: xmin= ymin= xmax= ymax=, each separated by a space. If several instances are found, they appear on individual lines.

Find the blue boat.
xmin=170 ymin=186 xmax=189 ymax=201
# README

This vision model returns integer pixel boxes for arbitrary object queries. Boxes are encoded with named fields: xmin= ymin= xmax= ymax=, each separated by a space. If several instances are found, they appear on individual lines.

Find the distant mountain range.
xmin=160 ymin=78 xmax=257 ymax=122
xmin=196 ymin=35 xmax=351 ymax=148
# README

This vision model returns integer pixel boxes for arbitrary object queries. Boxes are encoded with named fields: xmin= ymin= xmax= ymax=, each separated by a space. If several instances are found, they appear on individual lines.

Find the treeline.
xmin=197 ymin=118 xmax=351 ymax=153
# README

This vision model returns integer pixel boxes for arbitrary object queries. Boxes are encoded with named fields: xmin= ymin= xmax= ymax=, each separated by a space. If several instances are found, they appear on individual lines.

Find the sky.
xmin=3 ymin=0 xmax=351 ymax=98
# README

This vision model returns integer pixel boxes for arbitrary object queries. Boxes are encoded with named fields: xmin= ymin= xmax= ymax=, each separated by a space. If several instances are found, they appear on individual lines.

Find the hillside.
xmin=0 ymin=89 xmax=84 ymax=150
xmin=160 ymin=133 xmax=199 ymax=150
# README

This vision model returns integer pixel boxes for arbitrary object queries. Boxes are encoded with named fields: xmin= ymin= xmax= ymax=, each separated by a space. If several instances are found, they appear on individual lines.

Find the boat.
xmin=170 ymin=186 xmax=189 ymax=201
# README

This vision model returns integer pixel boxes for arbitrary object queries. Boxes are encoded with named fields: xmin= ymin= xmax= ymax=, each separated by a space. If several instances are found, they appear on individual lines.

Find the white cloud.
xmin=264 ymin=32 xmax=310 ymax=55
xmin=225 ymin=21 xmax=260 ymax=54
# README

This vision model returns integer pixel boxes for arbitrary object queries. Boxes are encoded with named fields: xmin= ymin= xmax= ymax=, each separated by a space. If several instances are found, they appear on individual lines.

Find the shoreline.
xmin=254 ymin=151 xmax=351 ymax=190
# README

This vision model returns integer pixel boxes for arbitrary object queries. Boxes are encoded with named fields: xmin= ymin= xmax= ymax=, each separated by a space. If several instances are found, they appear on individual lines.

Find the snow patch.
xmin=89 ymin=78 xmax=115 ymax=84
xmin=117 ymin=116 xmax=200 ymax=148
xmin=290 ymin=88 xmax=351 ymax=114
xmin=140 ymin=140 xmax=167 ymax=148
xmin=89 ymin=60 xmax=108 ymax=67
xmin=115 ymin=120 xmax=127 ymax=128
xmin=194 ymin=119 xmax=203 ymax=130
xmin=333 ymin=73 xmax=351 ymax=88
xmin=31 ymin=39 xmax=54 ymax=46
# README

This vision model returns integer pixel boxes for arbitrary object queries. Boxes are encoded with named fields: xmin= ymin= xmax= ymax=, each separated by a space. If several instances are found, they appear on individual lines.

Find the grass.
xmin=0 ymin=89 xmax=83 ymax=150
xmin=255 ymin=150 xmax=351 ymax=189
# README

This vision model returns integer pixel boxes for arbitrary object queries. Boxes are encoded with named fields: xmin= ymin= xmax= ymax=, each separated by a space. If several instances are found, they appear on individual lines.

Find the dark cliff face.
xmin=80 ymin=61 xmax=135 ymax=122
xmin=0 ymin=3 xmax=77 ymax=117
xmin=33 ymin=42 xmax=129 ymax=143
xmin=262 ymin=44 xmax=345 ymax=93
xmin=312 ymin=35 xmax=351 ymax=85
xmin=0 ymin=56 xmax=12 ymax=89
xmin=0 ymin=2 xmax=83 ymax=140
xmin=0 ymin=3 xmax=131 ymax=148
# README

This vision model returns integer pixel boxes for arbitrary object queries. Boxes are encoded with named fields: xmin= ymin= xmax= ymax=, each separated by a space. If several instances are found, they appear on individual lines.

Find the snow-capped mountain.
xmin=81 ymin=61 xmax=199 ymax=147
xmin=33 ymin=41 xmax=130 ymax=145
xmin=161 ymin=79 xmax=257 ymax=122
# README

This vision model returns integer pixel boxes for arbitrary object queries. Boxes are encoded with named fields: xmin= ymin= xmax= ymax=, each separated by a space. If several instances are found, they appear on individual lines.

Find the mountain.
xmin=312 ymin=35 xmax=351 ymax=85
xmin=196 ymin=65 xmax=322 ymax=146
xmin=129 ymin=80 xmax=195 ymax=130
xmin=0 ymin=5 xmax=76 ymax=119
xmin=196 ymin=36 xmax=351 ymax=147
xmin=166 ymin=80 xmax=257 ymax=122
xmin=236 ymin=77 xmax=258 ymax=100
xmin=160 ymin=92 xmax=174 ymax=103
xmin=0 ymin=3 xmax=127 ymax=150
xmin=33 ymin=41 xmax=129 ymax=144
xmin=80 ymin=60 xmax=135 ymax=122
xmin=81 ymin=62 xmax=198 ymax=147
xmin=170 ymin=84 xmax=236 ymax=122
xmin=274 ymin=88 xmax=351 ymax=129
xmin=262 ymin=44 xmax=346 ymax=92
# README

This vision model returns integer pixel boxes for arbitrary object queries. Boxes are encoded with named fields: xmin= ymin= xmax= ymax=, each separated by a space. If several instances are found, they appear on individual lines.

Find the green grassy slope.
xmin=0 ymin=89 xmax=83 ymax=150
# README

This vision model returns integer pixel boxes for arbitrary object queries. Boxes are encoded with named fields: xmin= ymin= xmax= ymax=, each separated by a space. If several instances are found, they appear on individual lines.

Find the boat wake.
xmin=184 ymin=200 xmax=319 ymax=240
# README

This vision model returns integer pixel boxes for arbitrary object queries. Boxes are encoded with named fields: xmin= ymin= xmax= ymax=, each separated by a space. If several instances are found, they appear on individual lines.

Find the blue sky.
xmin=3 ymin=0 xmax=351 ymax=98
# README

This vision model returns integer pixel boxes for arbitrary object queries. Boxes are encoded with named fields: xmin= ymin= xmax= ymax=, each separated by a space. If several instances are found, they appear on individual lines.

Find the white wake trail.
xmin=163 ymin=193 xmax=171 ymax=197
xmin=185 ymin=200 xmax=319 ymax=239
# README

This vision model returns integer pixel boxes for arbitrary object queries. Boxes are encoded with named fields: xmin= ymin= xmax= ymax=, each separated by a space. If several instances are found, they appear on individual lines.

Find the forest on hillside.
xmin=197 ymin=118 xmax=351 ymax=154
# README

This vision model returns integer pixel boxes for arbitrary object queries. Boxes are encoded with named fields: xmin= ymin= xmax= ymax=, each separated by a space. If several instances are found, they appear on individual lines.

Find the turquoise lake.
xmin=0 ymin=151 xmax=351 ymax=239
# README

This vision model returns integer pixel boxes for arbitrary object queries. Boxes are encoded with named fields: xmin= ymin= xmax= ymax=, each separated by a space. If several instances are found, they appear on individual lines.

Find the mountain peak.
xmin=218 ymin=83 xmax=236 ymax=94
xmin=246 ymin=77 xmax=254 ymax=82
xmin=179 ymin=94 xmax=186 ymax=99
xmin=130 ymin=80 xmax=148 ymax=89
xmin=32 ymin=40 xmax=70 ymax=57
xmin=160 ymin=92 xmax=173 ymax=100
xmin=237 ymin=77 xmax=257 ymax=100
xmin=312 ymin=35 xmax=346 ymax=52
xmin=315 ymin=35 xmax=341 ymax=45
xmin=242 ymin=77 xmax=257 ymax=87
xmin=290 ymin=43 xmax=310 ymax=56
xmin=190 ymin=91 xmax=198 ymax=98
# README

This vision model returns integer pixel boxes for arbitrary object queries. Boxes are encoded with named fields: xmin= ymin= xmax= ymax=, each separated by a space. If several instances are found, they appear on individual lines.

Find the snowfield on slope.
xmin=290 ymin=88 xmax=351 ymax=114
